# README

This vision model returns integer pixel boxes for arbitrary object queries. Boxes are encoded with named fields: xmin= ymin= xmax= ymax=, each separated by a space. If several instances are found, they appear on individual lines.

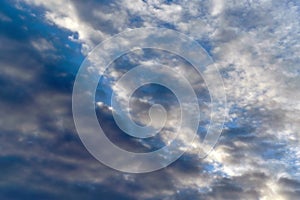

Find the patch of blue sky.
xmin=283 ymin=147 xmax=300 ymax=178
xmin=12 ymin=1 xmax=84 ymax=74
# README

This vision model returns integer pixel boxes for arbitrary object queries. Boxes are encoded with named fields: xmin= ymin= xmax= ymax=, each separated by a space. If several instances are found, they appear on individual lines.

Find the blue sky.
xmin=0 ymin=0 xmax=300 ymax=199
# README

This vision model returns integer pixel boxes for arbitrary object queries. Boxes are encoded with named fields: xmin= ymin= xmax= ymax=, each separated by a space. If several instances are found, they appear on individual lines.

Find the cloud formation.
xmin=0 ymin=0 xmax=299 ymax=199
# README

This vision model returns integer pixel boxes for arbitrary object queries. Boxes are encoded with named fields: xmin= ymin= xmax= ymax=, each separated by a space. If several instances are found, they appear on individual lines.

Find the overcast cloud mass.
xmin=0 ymin=0 xmax=300 ymax=199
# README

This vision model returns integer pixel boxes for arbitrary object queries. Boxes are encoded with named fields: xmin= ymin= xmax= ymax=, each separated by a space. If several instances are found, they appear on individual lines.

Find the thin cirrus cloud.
xmin=0 ymin=0 xmax=299 ymax=199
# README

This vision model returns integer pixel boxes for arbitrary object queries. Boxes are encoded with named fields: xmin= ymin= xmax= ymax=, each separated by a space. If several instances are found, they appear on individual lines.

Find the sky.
xmin=0 ymin=0 xmax=300 ymax=199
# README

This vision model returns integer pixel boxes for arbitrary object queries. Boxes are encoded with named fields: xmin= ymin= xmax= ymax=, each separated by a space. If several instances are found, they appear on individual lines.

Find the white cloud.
xmin=210 ymin=0 xmax=224 ymax=16
xmin=31 ymin=38 xmax=55 ymax=52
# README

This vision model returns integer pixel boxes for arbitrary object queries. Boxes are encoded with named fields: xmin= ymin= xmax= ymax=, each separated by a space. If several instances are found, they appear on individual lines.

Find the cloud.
xmin=21 ymin=0 xmax=130 ymax=54
xmin=31 ymin=38 xmax=55 ymax=52
xmin=0 ymin=11 xmax=12 ymax=22
xmin=1 ymin=0 xmax=300 ymax=199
